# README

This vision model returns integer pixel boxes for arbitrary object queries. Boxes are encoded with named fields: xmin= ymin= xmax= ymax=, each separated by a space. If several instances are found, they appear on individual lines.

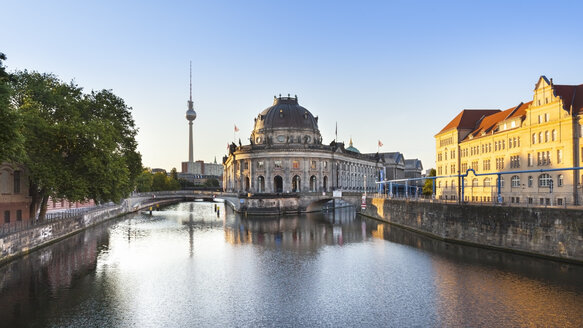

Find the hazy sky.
xmin=2 ymin=0 xmax=583 ymax=171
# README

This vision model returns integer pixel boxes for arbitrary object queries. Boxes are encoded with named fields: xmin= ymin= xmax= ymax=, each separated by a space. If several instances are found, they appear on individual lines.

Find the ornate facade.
xmin=435 ymin=76 xmax=583 ymax=205
xmin=223 ymin=96 xmax=382 ymax=194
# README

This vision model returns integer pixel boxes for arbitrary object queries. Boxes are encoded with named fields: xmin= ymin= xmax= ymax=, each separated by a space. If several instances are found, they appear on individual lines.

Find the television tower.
xmin=185 ymin=61 xmax=197 ymax=163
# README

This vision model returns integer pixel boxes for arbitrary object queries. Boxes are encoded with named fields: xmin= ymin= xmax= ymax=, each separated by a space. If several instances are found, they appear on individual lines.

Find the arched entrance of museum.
xmin=257 ymin=176 xmax=265 ymax=193
xmin=310 ymin=175 xmax=317 ymax=192
xmin=274 ymin=175 xmax=283 ymax=193
xmin=292 ymin=175 xmax=301 ymax=192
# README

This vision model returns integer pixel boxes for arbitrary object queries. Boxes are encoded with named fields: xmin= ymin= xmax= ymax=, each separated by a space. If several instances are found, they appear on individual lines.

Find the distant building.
xmin=0 ymin=162 xmax=31 ymax=224
xmin=222 ymin=95 xmax=422 ymax=194
xmin=179 ymin=64 xmax=223 ymax=183
xmin=435 ymin=76 xmax=583 ymax=205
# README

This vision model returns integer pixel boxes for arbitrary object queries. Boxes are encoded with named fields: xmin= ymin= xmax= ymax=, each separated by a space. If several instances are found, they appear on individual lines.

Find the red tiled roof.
xmin=554 ymin=84 xmax=583 ymax=114
xmin=437 ymin=109 xmax=500 ymax=135
xmin=464 ymin=102 xmax=529 ymax=141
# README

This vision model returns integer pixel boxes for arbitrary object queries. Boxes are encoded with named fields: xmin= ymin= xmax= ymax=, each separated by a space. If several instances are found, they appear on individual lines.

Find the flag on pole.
xmin=378 ymin=140 xmax=383 ymax=147
xmin=234 ymin=124 xmax=239 ymax=132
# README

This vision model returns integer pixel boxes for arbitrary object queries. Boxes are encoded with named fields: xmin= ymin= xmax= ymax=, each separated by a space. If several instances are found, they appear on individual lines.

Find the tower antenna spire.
xmin=189 ymin=60 xmax=193 ymax=102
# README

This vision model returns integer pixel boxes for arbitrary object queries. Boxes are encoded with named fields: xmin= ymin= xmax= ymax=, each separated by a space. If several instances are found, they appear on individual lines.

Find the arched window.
xmin=539 ymin=132 xmax=543 ymax=143
xmin=323 ymin=176 xmax=328 ymax=191
xmin=309 ymin=175 xmax=317 ymax=192
xmin=532 ymin=133 xmax=537 ymax=144
xmin=511 ymin=175 xmax=520 ymax=188
xmin=245 ymin=176 xmax=250 ymax=192
xmin=544 ymin=131 xmax=549 ymax=142
xmin=538 ymin=174 xmax=552 ymax=187
xmin=257 ymin=176 xmax=265 ymax=193
xmin=552 ymin=129 xmax=557 ymax=141
xmin=292 ymin=175 xmax=301 ymax=192
xmin=528 ymin=176 xmax=533 ymax=188
xmin=274 ymin=175 xmax=283 ymax=193
xmin=483 ymin=178 xmax=491 ymax=187
xmin=472 ymin=178 xmax=478 ymax=187
xmin=558 ymin=174 xmax=564 ymax=187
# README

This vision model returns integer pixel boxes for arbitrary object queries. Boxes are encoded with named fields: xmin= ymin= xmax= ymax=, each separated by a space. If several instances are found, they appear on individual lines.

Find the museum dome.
xmin=251 ymin=95 xmax=322 ymax=145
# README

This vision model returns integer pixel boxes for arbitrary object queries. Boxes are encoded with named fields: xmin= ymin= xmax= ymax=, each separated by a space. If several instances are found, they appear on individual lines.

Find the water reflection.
xmin=0 ymin=202 xmax=581 ymax=327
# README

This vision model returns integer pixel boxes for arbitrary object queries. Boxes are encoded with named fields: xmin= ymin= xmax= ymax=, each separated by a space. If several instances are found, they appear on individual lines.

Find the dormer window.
xmin=511 ymin=121 xmax=516 ymax=128
xmin=279 ymin=109 xmax=284 ymax=118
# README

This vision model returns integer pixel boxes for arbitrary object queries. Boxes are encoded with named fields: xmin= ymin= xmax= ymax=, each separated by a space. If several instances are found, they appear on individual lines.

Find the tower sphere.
xmin=186 ymin=107 xmax=197 ymax=121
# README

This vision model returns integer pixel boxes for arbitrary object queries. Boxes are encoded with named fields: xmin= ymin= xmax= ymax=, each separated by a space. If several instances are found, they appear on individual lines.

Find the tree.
xmin=204 ymin=178 xmax=219 ymax=188
xmin=10 ymin=70 xmax=142 ymax=219
xmin=423 ymin=168 xmax=436 ymax=196
xmin=136 ymin=169 xmax=153 ymax=192
xmin=0 ymin=52 xmax=23 ymax=162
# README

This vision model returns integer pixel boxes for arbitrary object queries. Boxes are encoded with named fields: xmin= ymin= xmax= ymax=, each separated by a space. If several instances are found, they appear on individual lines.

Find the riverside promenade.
xmin=0 ymin=191 xmax=231 ymax=265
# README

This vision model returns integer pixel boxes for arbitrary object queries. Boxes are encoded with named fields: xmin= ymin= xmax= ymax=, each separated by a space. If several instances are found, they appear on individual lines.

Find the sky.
xmin=2 ymin=0 xmax=583 ymax=171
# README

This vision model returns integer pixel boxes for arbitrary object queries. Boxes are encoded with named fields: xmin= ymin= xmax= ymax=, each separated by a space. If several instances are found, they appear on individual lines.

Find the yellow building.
xmin=435 ymin=76 xmax=583 ymax=205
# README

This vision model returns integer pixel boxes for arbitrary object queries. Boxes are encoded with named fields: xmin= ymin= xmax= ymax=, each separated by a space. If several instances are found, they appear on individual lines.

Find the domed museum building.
xmin=223 ymin=95 xmax=383 ymax=194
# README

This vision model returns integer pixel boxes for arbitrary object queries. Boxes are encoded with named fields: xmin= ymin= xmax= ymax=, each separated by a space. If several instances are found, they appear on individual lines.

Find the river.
xmin=1 ymin=201 xmax=582 ymax=327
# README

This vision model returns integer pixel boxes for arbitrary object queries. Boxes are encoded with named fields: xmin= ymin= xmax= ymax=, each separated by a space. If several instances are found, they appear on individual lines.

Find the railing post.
xmin=497 ymin=173 xmax=502 ymax=203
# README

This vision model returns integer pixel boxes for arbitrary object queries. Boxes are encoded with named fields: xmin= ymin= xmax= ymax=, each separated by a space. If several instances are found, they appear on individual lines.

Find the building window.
xmin=552 ymin=129 xmax=557 ymax=141
xmin=257 ymin=161 xmax=264 ymax=169
xmin=16 ymin=210 xmax=22 ymax=221
xmin=539 ymin=132 xmax=543 ymax=144
xmin=311 ymin=160 xmax=317 ymax=169
xmin=484 ymin=178 xmax=491 ymax=187
xmin=4 ymin=210 xmax=9 ymax=223
xmin=538 ymin=115 xmax=541 ymax=123
xmin=292 ymin=160 xmax=300 ymax=169
xmin=472 ymin=178 xmax=478 ymax=187
xmin=13 ymin=171 xmax=20 ymax=194
xmin=528 ymin=176 xmax=533 ymax=187
xmin=495 ymin=157 xmax=505 ymax=170
xmin=511 ymin=175 xmax=520 ymax=188
xmin=244 ymin=161 xmax=249 ymax=170
xmin=558 ymin=174 xmax=564 ymax=187
xmin=532 ymin=133 xmax=537 ymax=144
xmin=538 ymin=174 xmax=553 ymax=187
xmin=497 ymin=177 xmax=505 ymax=188
xmin=528 ymin=153 xmax=533 ymax=167
xmin=471 ymin=161 xmax=478 ymax=170
xmin=451 ymin=164 xmax=456 ymax=173
xmin=274 ymin=160 xmax=282 ymax=169
xmin=323 ymin=161 xmax=328 ymax=169
xmin=510 ymin=155 xmax=520 ymax=168
xmin=545 ymin=113 xmax=549 ymax=122
xmin=483 ymin=160 xmax=490 ymax=171
xmin=557 ymin=149 xmax=562 ymax=164
xmin=544 ymin=131 xmax=549 ymax=143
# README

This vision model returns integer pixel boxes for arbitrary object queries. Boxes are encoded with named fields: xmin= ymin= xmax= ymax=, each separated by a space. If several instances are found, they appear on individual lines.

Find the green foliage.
xmin=204 ymin=177 xmax=220 ymax=187
xmin=422 ymin=168 xmax=436 ymax=196
xmin=138 ymin=170 xmax=181 ymax=192
xmin=0 ymin=53 xmax=23 ymax=162
xmin=10 ymin=70 xmax=142 ymax=218
xmin=136 ymin=169 xmax=153 ymax=192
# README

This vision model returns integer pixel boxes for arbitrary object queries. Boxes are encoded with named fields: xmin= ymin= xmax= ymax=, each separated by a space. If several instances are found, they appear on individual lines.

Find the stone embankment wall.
xmin=0 ymin=197 xmax=178 ymax=265
xmin=361 ymin=198 xmax=583 ymax=264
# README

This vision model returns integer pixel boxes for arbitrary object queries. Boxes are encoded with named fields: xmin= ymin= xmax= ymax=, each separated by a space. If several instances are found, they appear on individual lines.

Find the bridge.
xmin=128 ymin=190 xmax=365 ymax=215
